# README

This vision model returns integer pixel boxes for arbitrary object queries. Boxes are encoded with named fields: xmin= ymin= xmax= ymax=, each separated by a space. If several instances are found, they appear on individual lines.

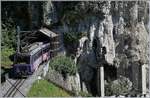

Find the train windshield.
xmin=15 ymin=55 xmax=30 ymax=64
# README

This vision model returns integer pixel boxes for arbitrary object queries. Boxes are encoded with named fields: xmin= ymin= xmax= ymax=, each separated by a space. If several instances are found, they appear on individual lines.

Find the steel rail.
xmin=3 ymin=79 xmax=26 ymax=97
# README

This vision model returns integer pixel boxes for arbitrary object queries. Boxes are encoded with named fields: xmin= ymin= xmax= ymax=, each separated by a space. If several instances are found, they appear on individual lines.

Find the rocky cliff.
xmin=46 ymin=1 xmax=149 ymax=95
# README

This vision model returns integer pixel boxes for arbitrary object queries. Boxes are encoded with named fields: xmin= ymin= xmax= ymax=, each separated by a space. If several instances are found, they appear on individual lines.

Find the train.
xmin=13 ymin=42 xmax=51 ymax=77
xmin=12 ymin=27 xmax=61 ymax=77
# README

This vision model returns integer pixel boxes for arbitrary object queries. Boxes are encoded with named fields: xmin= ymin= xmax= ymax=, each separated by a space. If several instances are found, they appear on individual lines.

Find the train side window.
xmin=36 ymin=50 xmax=42 ymax=59
xmin=43 ymin=46 xmax=49 ymax=53
xmin=35 ymin=51 xmax=40 ymax=60
xmin=45 ymin=48 xmax=49 ymax=52
xmin=43 ymin=47 xmax=46 ymax=53
xmin=32 ymin=54 xmax=35 ymax=62
xmin=30 ymin=55 xmax=33 ymax=64
xmin=32 ymin=45 xmax=49 ymax=62
xmin=33 ymin=51 xmax=39 ymax=62
xmin=35 ymin=52 xmax=38 ymax=60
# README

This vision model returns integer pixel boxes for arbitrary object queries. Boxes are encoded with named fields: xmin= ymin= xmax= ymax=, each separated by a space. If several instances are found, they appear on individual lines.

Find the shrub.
xmin=1 ymin=19 xmax=16 ymax=68
xmin=63 ymin=32 xmax=87 ymax=55
xmin=63 ymin=32 xmax=86 ymax=45
xmin=105 ymin=76 xmax=132 ymax=96
xmin=49 ymin=55 xmax=77 ymax=76
xmin=1 ymin=48 xmax=15 ymax=68
xmin=1 ymin=18 xmax=16 ymax=49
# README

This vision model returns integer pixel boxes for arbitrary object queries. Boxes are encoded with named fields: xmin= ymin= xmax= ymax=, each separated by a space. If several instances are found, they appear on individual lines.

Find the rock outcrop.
xmin=58 ymin=1 xmax=149 ymax=95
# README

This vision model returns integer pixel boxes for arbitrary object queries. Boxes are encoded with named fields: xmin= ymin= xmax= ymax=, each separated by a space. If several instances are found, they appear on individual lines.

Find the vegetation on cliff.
xmin=49 ymin=55 xmax=77 ymax=76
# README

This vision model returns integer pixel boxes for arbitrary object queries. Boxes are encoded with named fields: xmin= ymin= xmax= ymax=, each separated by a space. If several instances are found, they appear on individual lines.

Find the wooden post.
xmin=142 ymin=64 xmax=146 ymax=95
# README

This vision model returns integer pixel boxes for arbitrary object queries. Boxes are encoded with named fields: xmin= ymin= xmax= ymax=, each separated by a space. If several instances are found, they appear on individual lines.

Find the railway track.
xmin=2 ymin=60 xmax=50 ymax=97
xmin=3 ymin=79 xmax=26 ymax=97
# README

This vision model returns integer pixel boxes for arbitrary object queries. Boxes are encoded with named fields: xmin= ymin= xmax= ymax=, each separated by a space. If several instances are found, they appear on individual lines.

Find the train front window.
xmin=16 ymin=55 xmax=30 ymax=64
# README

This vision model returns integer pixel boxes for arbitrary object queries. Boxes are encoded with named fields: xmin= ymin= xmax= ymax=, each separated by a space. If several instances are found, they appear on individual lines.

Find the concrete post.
xmin=100 ymin=66 xmax=104 ymax=97
xmin=97 ymin=66 xmax=105 ymax=97
xmin=142 ymin=64 xmax=146 ymax=95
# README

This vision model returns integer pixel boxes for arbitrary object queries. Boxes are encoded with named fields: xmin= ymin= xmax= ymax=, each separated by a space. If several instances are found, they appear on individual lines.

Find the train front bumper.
xmin=13 ymin=64 xmax=33 ymax=77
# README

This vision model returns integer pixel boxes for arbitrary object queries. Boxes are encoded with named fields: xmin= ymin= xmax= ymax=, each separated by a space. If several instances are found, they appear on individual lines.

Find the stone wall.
xmin=45 ymin=68 xmax=81 ymax=95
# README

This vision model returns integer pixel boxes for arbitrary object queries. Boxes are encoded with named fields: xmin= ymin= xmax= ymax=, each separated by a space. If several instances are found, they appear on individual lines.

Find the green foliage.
xmin=64 ymin=32 xmax=86 ymax=45
xmin=1 ymin=48 xmax=15 ymax=68
xmin=27 ymin=79 xmax=71 ymax=97
xmin=1 ymin=19 xmax=16 ymax=68
xmin=1 ymin=19 xmax=16 ymax=49
xmin=105 ymin=77 xmax=132 ymax=96
xmin=49 ymin=55 xmax=77 ymax=75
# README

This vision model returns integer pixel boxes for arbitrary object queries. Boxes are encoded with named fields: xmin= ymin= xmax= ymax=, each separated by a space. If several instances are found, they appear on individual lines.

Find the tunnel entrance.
xmin=104 ymin=64 xmax=117 ymax=81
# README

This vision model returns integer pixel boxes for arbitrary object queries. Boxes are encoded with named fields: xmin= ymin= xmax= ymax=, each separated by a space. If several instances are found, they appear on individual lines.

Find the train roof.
xmin=38 ymin=28 xmax=58 ymax=38
xmin=29 ymin=43 xmax=50 ymax=55
xmin=18 ymin=43 xmax=50 ymax=56
xmin=22 ymin=42 xmax=43 ymax=52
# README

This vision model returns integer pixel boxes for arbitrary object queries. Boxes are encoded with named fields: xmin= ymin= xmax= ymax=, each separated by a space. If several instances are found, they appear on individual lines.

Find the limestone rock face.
xmin=43 ymin=1 xmax=58 ymax=25
xmin=44 ymin=1 xmax=149 ymax=95
xmin=102 ymin=15 xmax=115 ymax=65
xmin=72 ymin=1 xmax=149 ymax=94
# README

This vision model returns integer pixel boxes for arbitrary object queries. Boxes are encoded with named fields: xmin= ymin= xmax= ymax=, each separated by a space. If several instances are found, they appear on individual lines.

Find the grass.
xmin=1 ymin=48 xmax=15 ymax=68
xmin=79 ymin=91 xmax=92 ymax=97
xmin=27 ymin=79 xmax=71 ymax=97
